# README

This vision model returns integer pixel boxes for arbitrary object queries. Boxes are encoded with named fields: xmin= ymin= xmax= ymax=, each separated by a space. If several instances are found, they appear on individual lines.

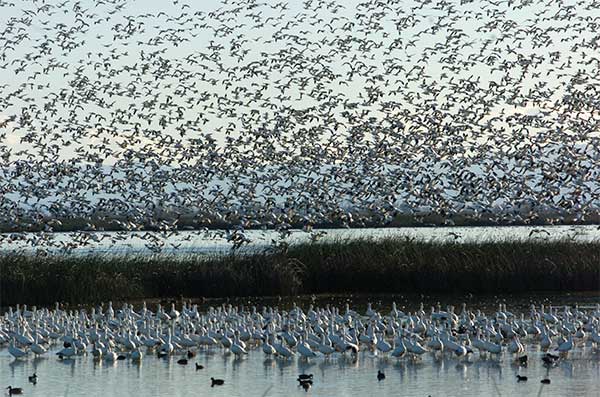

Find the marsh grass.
xmin=1 ymin=237 xmax=598 ymax=306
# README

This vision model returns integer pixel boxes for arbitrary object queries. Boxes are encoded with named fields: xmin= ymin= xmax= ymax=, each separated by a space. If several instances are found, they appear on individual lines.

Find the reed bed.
xmin=1 ymin=237 xmax=598 ymax=306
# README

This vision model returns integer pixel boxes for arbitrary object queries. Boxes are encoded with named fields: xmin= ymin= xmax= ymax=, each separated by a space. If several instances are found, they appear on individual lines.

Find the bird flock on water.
xmin=2 ymin=301 xmax=600 ymax=393
xmin=0 ymin=0 xmax=599 ymax=251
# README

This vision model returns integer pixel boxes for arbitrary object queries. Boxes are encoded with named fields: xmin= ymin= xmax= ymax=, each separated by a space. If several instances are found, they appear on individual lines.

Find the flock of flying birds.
xmin=0 ymin=0 xmax=599 ymax=251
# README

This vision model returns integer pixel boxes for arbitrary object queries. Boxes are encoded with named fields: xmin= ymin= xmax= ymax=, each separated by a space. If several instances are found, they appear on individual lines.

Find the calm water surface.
xmin=1 ymin=346 xmax=598 ymax=397
xmin=1 ymin=294 xmax=599 ymax=397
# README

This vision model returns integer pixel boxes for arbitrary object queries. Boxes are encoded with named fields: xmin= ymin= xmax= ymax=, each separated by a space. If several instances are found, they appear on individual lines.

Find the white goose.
xmin=508 ymin=336 xmax=524 ymax=356
xmin=317 ymin=333 xmax=336 ymax=356
xmin=8 ymin=339 xmax=28 ymax=359
xmin=375 ymin=333 xmax=392 ymax=355
xmin=557 ymin=335 xmax=573 ymax=356
xmin=131 ymin=348 xmax=143 ymax=362
xmin=297 ymin=338 xmax=318 ymax=359
xmin=262 ymin=335 xmax=276 ymax=356
xmin=391 ymin=337 xmax=407 ymax=359
xmin=30 ymin=333 xmax=48 ymax=356
xmin=231 ymin=333 xmax=249 ymax=356
xmin=273 ymin=336 xmax=294 ymax=358
xmin=406 ymin=335 xmax=428 ymax=358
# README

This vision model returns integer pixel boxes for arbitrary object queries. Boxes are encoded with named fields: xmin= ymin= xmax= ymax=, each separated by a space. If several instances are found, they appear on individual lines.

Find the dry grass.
xmin=1 ymin=237 xmax=598 ymax=306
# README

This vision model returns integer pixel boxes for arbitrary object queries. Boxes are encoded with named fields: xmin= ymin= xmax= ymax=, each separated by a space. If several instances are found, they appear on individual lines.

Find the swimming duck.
xmin=211 ymin=378 xmax=225 ymax=387
xmin=6 ymin=386 xmax=24 ymax=395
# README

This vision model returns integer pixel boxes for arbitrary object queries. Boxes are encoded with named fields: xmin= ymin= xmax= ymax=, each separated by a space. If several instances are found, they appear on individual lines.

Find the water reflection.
xmin=1 ymin=346 xmax=596 ymax=397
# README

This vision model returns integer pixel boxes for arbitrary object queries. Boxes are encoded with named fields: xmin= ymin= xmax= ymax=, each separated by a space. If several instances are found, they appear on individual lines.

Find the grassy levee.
xmin=1 ymin=238 xmax=598 ymax=306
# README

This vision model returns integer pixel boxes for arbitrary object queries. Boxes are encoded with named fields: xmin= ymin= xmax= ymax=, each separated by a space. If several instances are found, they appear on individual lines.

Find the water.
xmin=2 ymin=224 xmax=599 ymax=255
xmin=1 ymin=294 xmax=599 ymax=397
xmin=2 ymin=346 xmax=598 ymax=397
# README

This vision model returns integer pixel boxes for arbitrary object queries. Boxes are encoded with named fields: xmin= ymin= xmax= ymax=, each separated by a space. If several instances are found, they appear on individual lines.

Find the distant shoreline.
xmin=1 ymin=237 xmax=598 ymax=307
xmin=1 ymin=211 xmax=599 ymax=233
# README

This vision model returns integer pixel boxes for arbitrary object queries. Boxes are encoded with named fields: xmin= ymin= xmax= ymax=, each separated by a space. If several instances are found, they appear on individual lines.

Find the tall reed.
xmin=1 ymin=237 xmax=598 ymax=306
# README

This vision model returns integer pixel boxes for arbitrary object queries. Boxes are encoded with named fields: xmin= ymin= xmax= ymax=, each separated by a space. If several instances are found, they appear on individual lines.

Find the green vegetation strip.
xmin=1 ymin=238 xmax=598 ymax=306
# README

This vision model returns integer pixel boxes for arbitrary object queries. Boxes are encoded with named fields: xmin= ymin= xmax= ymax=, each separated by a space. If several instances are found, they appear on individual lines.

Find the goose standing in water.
xmin=508 ymin=336 xmax=525 ymax=356
xmin=391 ymin=337 xmax=407 ymax=359
xmin=406 ymin=335 xmax=429 ymax=359
xmin=297 ymin=337 xmax=317 ymax=360
xmin=8 ymin=340 xmax=28 ymax=359
xmin=375 ymin=333 xmax=392 ymax=356
xmin=160 ymin=329 xmax=174 ymax=356
xmin=262 ymin=335 xmax=276 ymax=356
xmin=30 ymin=333 xmax=48 ymax=357
xmin=131 ymin=348 xmax=143 ymax=362
xmin=273 ymin=336 xmax=295 ymax=358
xmin=317 ymin=333 xmax=335 ymax=357
xmin=540 ymin=327 xmax=552 ymax=350
xmin=231 ymin=333 xmax=249 ymax=357
xmin=557 ymin=335 xmax=573 ymax=357
xmin=427 ymin=333 xmax=444 ymax=356
xmin=104 ymin=346 xmax=118 ymax=362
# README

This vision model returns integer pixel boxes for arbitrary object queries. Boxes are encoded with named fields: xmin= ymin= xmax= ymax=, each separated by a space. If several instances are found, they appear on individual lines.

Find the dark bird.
xmin=195 ymin=363 xmax=204 ymax=370
xmin=541 ymin=379 xmax=551 ymax=384
xmin=301 ymin=381 xmax=311 ymax=392
xmin=28 ymin=373 xmax=37 ymax=384
xmin=6 ymin=387 xmax=24 ymax=395
xmin=518 ymin=355 xmax=528 ymax=366
xmin=516 ymin=375 xmax=527 ymax=382
xmin=297 ymin=374 xmax=313 ymax=381
xmin=377 ymin=370 xmax=385 ymax=381
xmin=211 ymin=378 xmax=225 ymax=387
xmin=177 ymin=358 xmax=188 ymax=365
xmin=187 ymin=350 xmax=196 ymax=359
xmin=542 ymin=353 xmax=559 ymax=366
xmin=117 ymin=355 xmax=126 ymax=360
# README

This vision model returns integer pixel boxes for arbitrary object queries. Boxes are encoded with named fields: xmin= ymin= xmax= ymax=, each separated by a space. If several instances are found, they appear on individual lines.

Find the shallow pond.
xmin=1 ymin=293 xmax=599 ymax=397
xmin=1 ymin=344 xmax=598 ymax=397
